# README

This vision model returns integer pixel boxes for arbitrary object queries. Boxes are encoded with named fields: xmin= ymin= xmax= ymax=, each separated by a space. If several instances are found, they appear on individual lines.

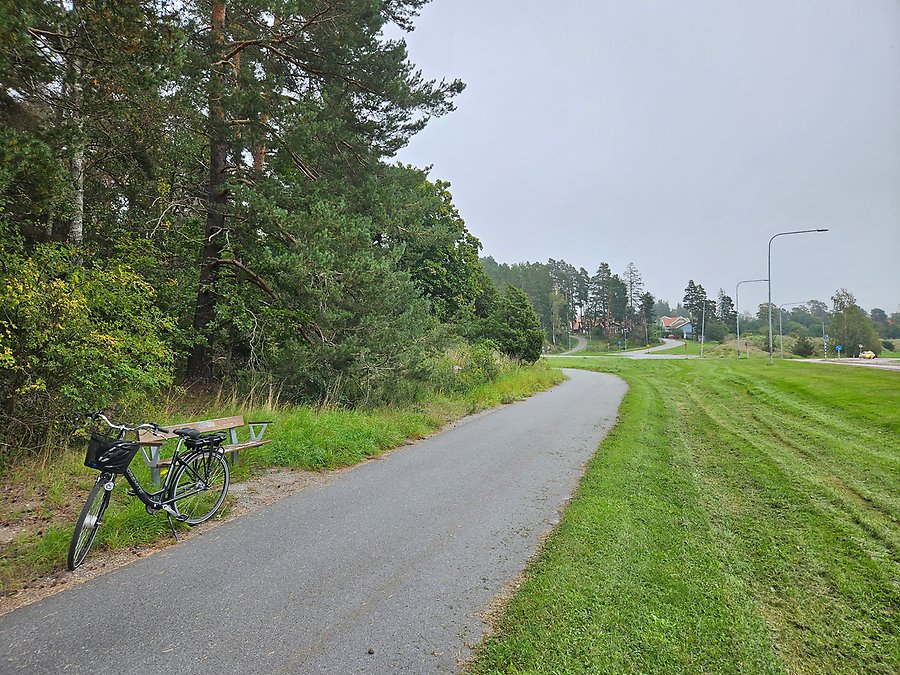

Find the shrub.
xmin=703 ymin=319 xmax=726 ymax=342
xmin=488 ymin=286 xmax=544 ymax=363
xmin=792 ymin=334 xmax=815 ymax=357
xmin=0 ymin=245 xmax=175 ymax=454
xmin=457 ymin=340 xmax=502 ymax=390
xmin=882 ymin=340 xmax=895 ymax=352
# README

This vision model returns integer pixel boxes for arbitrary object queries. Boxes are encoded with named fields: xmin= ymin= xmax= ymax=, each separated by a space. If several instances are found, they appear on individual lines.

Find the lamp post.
xmin=768 ymin=229 xmax=828 ymax=365
xmin=778 ymin=301 xmax=806 ymax=358
xmin=736 ymin=278 xmax=767 ymax=358
xmin=700 ymin=301 xmax=706 ymax=357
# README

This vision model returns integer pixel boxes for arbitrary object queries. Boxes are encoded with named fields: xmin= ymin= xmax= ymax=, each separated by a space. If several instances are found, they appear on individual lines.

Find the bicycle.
xmin=67 ymin=411 xmax=231 ymax=570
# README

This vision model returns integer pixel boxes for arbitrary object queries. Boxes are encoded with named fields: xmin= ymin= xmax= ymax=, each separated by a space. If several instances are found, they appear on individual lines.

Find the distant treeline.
xmin=481 ymin=257 xmax=657 ymax=344
xmin=480 ymin=256 xmax=895 ymax=357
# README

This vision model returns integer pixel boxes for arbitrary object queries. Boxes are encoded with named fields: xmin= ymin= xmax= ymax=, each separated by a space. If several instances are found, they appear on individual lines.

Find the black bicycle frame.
xmin=116 ymin=448 xmax=210 ymax=509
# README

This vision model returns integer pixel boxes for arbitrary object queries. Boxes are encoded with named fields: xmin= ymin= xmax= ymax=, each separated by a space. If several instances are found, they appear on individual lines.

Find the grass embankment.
xmin=574 ymin=339 xmax=660 ymax=356
xmin=653 ymin=339 xmax=743 ymax=357
xmin=0 ymin=363 xmax=563 ymax=597
xmin=475 ymin=358 xmax=899 ymax=674
xmin=652 ymin=339 xmax=701 ymax=355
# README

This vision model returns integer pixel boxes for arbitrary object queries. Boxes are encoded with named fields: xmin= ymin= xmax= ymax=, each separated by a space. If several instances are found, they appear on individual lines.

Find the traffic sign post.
xmin=836 ymin=344 xmax=842 ymax=359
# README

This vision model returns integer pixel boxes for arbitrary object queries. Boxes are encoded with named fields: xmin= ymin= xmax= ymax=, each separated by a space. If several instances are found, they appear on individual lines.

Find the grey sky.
xmin=395 ymin=0 xmax=900 ymax=313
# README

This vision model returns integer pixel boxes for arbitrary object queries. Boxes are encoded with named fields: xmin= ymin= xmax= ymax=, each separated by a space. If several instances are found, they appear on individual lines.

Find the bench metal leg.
xmin=248 ymin=423 xmax=269 ymax=442
xmin=139 ymin=444 xmax=163 ymax=487
xmin=229 ymin=428 xmax=239 ymax=467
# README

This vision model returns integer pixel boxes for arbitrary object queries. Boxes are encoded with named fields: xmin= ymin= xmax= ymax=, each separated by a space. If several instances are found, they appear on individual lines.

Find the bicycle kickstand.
xmin=162 ymin=505 xmax=188 ymax=539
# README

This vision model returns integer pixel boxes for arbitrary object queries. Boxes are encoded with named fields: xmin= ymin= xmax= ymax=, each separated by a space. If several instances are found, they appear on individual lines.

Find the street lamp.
xmin=768 ymin=229 xmax=828 ymax=365
xmin=778 ymin=301 xmax=806 ymax=358
xmin=700 ymin=301 xmax=706 ymax=357
xmin=735 ymin=278 xmax=767 ymax=358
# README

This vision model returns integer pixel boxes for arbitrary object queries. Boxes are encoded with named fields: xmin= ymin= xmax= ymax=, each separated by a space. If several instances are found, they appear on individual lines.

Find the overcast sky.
xmin=394 ymin=0 xmax=900 ymax=313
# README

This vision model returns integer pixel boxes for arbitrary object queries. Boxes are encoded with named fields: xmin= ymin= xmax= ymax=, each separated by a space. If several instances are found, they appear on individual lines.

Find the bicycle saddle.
xmin=173 ymin=428 xmax=201 ymax=439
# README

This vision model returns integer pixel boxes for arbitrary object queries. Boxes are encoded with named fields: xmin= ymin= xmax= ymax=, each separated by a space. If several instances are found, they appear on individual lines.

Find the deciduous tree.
xmin=829 ymin=289 xmax=881 ymax=356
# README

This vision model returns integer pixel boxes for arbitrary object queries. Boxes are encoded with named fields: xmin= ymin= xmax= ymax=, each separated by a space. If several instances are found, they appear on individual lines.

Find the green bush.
xmin=488 ymin=286 xmax=544 ymax=363
xmin=703 ymin=319 xmax=727 ymax=342
xmin=457 ymin=340 xmax=502 ymax=390
xmin=882 ymin=340 xmax=894 ymax=352
xmin=792 ymin=334 xmax=815 ymax=357
xmin=0 ymin=245 xmax=175 ymax=454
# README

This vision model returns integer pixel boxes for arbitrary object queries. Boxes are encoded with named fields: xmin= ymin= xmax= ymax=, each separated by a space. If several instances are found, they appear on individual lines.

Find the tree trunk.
xmin=186 ymin=0 xmax=228 ymax=380
xmin=253 ymin=113 xmax=268 ymax=174
xmin=69 ymin=56 xmax=84 ymax=250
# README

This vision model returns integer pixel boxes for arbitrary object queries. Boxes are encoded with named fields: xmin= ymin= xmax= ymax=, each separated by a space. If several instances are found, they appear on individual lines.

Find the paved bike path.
xmin=0 ymin=369 xmax=627 ymax=674
xmin=560 ymin=334 xmax=588 ymax=354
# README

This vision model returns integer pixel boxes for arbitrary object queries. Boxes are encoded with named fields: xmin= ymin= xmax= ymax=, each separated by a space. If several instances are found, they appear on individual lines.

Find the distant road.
xmin=560 ymin=334 xmax=588 ymax=354
xmin=547 ymin=338 xmax=695 ymax=360
xmin=623 ymin=338 xmax=685 ymax=358
xmin=796 ymin=357 xmax=900 ymax=372
xmin=0 ymin=369 xmax=627 ymax=674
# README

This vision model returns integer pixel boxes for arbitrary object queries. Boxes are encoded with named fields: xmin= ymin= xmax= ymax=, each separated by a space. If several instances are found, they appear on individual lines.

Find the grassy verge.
xmin=572 ymin=339 xmax=660 ymax=356
xmin=651 ymin=339 xmax=704 ymax=356
xmin=474 ymin=358 xmax=899 ymax=673
xmin=0 ymin=363 xmax=563 ymax=597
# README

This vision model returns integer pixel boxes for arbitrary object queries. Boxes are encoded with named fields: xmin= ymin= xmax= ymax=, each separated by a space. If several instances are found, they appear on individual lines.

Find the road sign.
xmin=617 ymin=340 xmax=623 ymax=346
xmin=836 ymin=345 xmax=842 ymax=352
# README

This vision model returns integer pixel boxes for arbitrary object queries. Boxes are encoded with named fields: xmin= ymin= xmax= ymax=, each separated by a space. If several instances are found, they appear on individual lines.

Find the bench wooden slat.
xmin=137 ymin=416 xmax=246 ymax=443
xmin=222 ymin=439 xmax=272 ymax=454
xmin=155 ymin=439 xmax=272 ymax=467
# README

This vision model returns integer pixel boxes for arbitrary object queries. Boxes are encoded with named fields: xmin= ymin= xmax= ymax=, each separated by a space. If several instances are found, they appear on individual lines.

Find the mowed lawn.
xmin=474 ymin=358 xmax=899 ymax=674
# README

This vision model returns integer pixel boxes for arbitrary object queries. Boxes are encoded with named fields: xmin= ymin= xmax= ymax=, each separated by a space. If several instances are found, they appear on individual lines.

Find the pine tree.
xmin=183 ymin=0 xmax=465 ymax=378
xmin=639 ymin=292 xmax=655 ymax=342
xmin=716 ymin=289 xmax=737 ymax=333
xmin=622 ymin=262 xmax=644 ymax=328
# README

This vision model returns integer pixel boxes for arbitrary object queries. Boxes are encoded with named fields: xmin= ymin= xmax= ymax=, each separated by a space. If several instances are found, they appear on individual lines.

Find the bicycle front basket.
xmin=84 ymin=432 xmax=140 ymax=473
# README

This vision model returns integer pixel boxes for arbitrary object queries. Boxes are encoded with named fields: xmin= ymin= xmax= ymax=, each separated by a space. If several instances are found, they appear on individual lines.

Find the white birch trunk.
xmin=69 ymin=56 xmax=84 ymax=247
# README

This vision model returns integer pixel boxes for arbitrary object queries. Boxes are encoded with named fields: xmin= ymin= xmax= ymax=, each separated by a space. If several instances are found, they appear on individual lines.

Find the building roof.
xmin=660 ymin=316 xmax=691 ymax=330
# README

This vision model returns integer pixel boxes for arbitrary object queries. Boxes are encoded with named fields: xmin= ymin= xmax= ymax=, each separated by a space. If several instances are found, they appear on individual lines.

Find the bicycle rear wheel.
xmin=67 ymin=477 xmax=112 ymax=570
xmin=169 ymin=450 xmax=230 ymax=525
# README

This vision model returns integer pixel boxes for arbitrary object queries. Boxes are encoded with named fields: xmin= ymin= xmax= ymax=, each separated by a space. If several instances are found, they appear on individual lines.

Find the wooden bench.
xmin=137 ymin=416 xmax=272 ymax=486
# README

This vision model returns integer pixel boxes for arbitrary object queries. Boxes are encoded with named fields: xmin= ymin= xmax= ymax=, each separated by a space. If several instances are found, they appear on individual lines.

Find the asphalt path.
xmin=559 ymin=334 xmax=587 ymax=355
xmin=547 ymin=338 xmax=694 ymax=360
xmin=795 ymin=357 xmax=900 ymax=372
xmin=621 ymin=338 xmax=686 ymax=358
xmin=0 ymin=369 xmax=627 ymax=674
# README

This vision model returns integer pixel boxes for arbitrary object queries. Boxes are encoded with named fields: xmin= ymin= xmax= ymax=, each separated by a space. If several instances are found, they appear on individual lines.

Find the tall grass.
xmin=0 ymin=361 xmax=563 ymax=597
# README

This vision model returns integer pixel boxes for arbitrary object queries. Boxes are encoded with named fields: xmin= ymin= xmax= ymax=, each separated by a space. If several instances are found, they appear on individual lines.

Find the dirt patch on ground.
xmin=0 ymin=466 xmax=333 ymax=617
xmin=0 ymin=482 xmax=83 ymax=547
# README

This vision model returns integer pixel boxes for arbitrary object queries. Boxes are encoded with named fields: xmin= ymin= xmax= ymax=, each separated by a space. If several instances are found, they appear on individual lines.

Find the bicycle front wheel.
xmin=169 ymin=450 xmax=230 ymax=525
xmin=67 ymin=477 xmax=112 ymax=570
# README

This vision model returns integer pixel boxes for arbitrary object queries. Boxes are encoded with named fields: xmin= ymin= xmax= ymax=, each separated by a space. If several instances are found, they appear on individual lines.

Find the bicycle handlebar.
xmin=86 ymin=411 xmax=169 ymax=435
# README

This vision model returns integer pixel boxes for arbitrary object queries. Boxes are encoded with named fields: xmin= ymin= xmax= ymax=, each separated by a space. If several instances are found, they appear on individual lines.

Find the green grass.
xmin=0 ymin=363 xmax=564 ymax=597
xmin=651 ymin=339 xmax=704 ymax=355
xmin=474 ymin=358 xmax=900 ymax=674
xmin=569 ymin=338 xmax=660 ymax=356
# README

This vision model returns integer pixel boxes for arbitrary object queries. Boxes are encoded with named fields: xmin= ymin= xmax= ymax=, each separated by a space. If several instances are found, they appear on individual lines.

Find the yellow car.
xmin=859 ymin=350 xmax=876 ymax=359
